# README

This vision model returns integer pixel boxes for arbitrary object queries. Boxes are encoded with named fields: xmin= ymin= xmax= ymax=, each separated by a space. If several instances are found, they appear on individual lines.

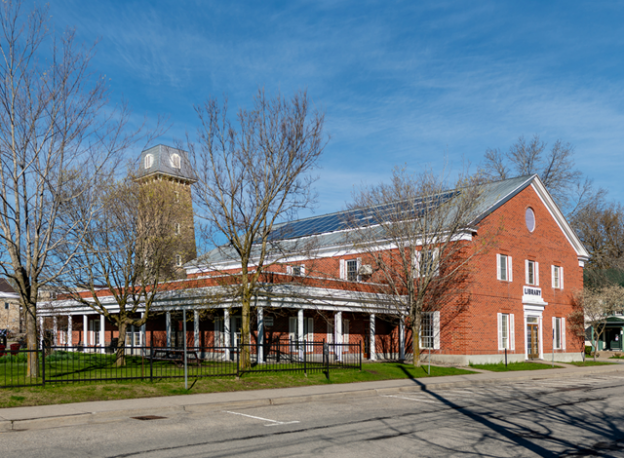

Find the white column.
xmin=67 ymin=315 xmax=72 ymax=348
xmin=194 ymin=310 xmax=200 ymax=350
xmin=53 ymin=316 xmax=58 ymax=347
xmin=369 ymin=314 xmax=376 ymax=361
xmin=257 ymin=307 xmax=264 ymax=363
xmin=39 ymin=315 xmax=44 ymax=349
xmin=224 ymin=309 xmax=231 ymax=360
xmin=100 ymin=314 xmax=105 ymax=354
xmin=166 ymin=311 xmax=172 ymax=348
xmin=298 ymin=308 xmax=304 ymax=361
xmin=83 ymin=314 xmax=88 ymax=346
xmin=399 ymin=318 xmax=405 ymax=360
xmin=335 ymin=311 xmax=342 ymax=361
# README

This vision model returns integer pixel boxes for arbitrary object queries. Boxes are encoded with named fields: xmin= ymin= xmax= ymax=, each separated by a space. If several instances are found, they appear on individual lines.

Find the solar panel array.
xmin=267 ymin=190 xmax=458 ymax=242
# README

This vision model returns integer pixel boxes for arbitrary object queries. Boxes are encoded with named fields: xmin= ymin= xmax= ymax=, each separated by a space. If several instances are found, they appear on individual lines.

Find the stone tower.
xmin=137 ymin=145 xmax=197 ymax=277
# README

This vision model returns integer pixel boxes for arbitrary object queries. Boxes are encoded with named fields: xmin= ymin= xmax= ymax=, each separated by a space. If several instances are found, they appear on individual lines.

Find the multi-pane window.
xmin=174 ymin=223 xmax=181 ymax=235
xmin=414 ymin=249 xmax=439 ymax=277
xmin=525 ymin=260 xmax=539 ymax=285
xmin=289 ymin=265 xmax=304 ymax=276
xmin=125 ymin=330 xmax=142 ymax=347
xmin=421 ymin=312 xmax=440 ymax=350
xmin=497 ymin=313 xmax=515 ymax=350
xmin=552 ymin=265 xmax=563 ymax=289
xmin=497 ymin=254 xmax=512 ymax=281
xmin=170 ymin=153 xmax=181 ymax=169
xmin=421 ymin=250 xmax=437 ymax=276
xmin=554 ymin=317 xmax=561 ymax=349
xmin=501 ymin=313 xmax=509 ymax=349
xmin=347 ymin=259 xmax=359 ymax=281
xmin=422 ymin=313 xmax=434 ymax=349
xmin=144 ymin=154 xmax=154 ymax=169
xmin=175 ymin=254 xmax=183 ymax=267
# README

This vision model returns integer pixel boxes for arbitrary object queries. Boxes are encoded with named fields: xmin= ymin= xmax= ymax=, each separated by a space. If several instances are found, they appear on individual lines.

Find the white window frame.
xmin=175 ymin=254 xmax=183 ymax=267
xmin=287 ymin=265 xmax=305 ymax=276
xmin=420 ymin=311 xmax=441 ymax=350
xmin=174 ymin=223 xmax=181 ymax=235
xmin=125 ymin=329 xmax=142 ymax=347
xmin=497 ymin=254 xmax=513 ymax=282
xmin=144 ymin=154 xmax=154 ymax=169
xmin=414 ymin=248 xmax=440 ymax=278
xmin=552 ymin=317 xmax=565 ymax=350
xmin=342 ymin=258 xmax=361 ymax=281
xmin=497 ymin=313 xmax=515 ymax=350
xmin=170 ymin=153 xmax=181 ymax=169
xmin=525 ymin=260 xmax=539 ymax=285
xmin=552 ymin=265 xmax=563 ymax=289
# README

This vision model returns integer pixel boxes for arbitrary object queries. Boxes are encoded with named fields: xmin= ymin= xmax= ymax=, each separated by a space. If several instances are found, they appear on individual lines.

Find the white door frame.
xmin=523 ymin=304 xmax=544 ymax=360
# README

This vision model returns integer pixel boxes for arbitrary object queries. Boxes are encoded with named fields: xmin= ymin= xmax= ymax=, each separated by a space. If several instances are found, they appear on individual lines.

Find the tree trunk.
xmin=116 ymin=320 xmax=127 ymax=367
xmin=412 ymin=316 xmax=421 ymax=367
xmin=592 ymin=327 xmax=597 ymax=363
xmin=240 ymin=294 xmax=251 ymax=370
xmin=25 ymin=302 xmax=39 ymax=377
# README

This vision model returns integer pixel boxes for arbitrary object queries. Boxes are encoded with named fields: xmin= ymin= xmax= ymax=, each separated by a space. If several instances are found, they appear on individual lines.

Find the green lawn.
xmin=470 ymin=361 xmax=563 ymax=372
xmin=0 ymin=362 xmax=476 ymax=409
xmin=565 ymin=360 xmax=616 ymax=367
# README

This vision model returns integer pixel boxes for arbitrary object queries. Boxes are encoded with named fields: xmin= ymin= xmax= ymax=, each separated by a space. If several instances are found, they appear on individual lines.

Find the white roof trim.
xmin=530 ymin=178 xmax=589 ymax=260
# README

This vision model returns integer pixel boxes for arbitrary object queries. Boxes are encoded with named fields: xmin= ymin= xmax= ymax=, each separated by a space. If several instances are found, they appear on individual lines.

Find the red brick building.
xmin=40 ymin=173 xmax=587 ymax=364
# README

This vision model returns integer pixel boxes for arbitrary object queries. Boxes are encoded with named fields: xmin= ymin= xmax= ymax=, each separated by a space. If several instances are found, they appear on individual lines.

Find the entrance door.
xmin=527 ymin=323 xmax=539 ymax=359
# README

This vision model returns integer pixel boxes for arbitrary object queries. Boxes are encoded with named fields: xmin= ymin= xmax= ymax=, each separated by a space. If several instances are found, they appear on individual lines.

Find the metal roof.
xmin=138 ymin=144 xmax=197 ymax=183
xmin=189 ymin=175 xmax=537 ymax=268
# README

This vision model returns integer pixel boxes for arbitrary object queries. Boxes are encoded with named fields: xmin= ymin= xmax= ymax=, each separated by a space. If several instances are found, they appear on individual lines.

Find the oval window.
xmin=170 ymin=153 xmax=181 ymax=169
xmin=144 ymin=154 xmax=154 ymax=169
xmin=525 ymin=208 xmax=535 ymax=232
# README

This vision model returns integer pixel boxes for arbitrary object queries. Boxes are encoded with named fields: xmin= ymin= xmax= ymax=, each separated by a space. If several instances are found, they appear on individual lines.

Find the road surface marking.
xmin=381 ymin=395 xmax=437 ymax=403
xmin=224 ymin=411 xmax=300 ymax=426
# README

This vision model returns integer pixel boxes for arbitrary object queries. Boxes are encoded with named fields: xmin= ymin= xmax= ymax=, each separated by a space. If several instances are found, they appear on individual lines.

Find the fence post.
xmin=149 ymin=338 xmax=153 ymax=383
xmin=324 ymin=340 xmax=329 ymax=380
xmin=359 ymin=341 xmax=362 ymax=371
xmin=236 ymin=344 xmax=240 ymax=379
xmin=41 ymin=344 xmax=45 ymax=387
xmin=303 ymin=339 xmax=307 ymax=377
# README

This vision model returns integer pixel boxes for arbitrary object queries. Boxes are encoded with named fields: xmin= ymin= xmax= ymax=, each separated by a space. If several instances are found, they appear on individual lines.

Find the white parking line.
xmin=224 ymin=411 xmax=300 ymax=427
xmin=381 ymin=395 xmax=438 ymax=404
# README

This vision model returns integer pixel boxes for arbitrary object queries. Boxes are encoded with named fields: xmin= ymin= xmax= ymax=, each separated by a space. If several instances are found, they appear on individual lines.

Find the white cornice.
xmin=530 ymin=179 xmax=590 ymax=261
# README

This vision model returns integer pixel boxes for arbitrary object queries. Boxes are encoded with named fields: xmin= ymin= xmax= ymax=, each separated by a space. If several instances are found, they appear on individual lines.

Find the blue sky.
xmin=45 ymin=0 xmax=624 ymax=216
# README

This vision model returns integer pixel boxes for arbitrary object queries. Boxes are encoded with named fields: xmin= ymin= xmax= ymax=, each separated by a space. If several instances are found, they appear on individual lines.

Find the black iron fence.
xmin=0 ymin=340 xmax=361 ymax=388
xmin=238 ymin=340 xmax=361 ymax=375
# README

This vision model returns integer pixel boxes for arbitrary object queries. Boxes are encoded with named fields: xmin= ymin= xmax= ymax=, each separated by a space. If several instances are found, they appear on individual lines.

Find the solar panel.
xmin=266 ymin=190 xmax=459 ymax=242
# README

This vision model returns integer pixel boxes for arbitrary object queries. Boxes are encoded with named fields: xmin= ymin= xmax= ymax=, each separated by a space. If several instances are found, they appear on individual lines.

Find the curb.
xmin=2 ymin=365 xmax=623 ymax=432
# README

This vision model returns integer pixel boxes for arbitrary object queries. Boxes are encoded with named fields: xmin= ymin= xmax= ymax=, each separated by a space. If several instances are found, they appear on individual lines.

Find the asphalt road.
xmin=3 ymin=374 xmax=624 ymax=457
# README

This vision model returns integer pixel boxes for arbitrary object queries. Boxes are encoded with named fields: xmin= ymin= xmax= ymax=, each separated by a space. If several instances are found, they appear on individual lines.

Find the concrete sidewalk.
xmin=2 ymin=363 xmax=624 ymax=432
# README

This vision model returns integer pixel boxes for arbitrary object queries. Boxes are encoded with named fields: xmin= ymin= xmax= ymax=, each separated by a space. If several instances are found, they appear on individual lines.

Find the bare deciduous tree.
xmin=346 ymin=167 xmax=499 ymax=366
xmin=57 ymin=176 xmax=188 ymax=365
xmin=0 ymin=1 xmax=137 ymax=375
xmin=483 ymin=135 xmax=598 ymax=215
xmin=189 ymin=90 xmax=326 ymax=369
xmin=571 ymin=199 xmax=624 ymax=287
